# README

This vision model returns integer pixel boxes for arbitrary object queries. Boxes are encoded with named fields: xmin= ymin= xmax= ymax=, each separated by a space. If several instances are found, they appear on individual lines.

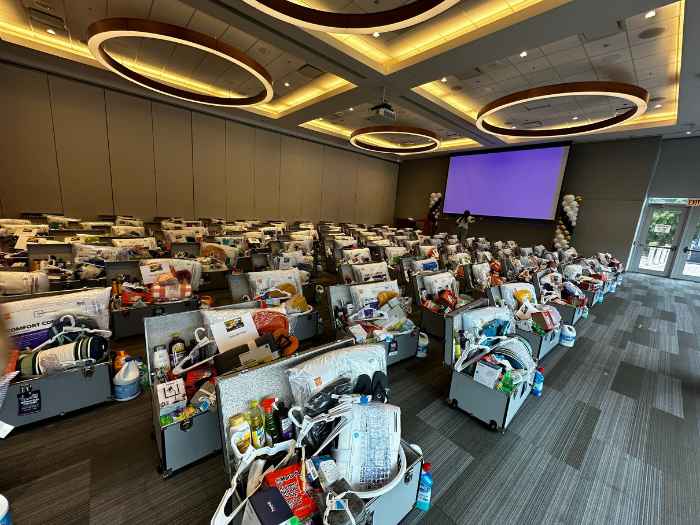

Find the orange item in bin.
xmin=252 ymin=310 xmax=289 ymax=335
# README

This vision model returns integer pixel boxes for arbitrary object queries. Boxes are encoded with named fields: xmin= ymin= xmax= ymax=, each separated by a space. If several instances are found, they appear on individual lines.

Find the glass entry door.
xmin=671 ymin=206 xmax=700 ymax=282
xmin=631 ymin=204 xmax=689 ymax=276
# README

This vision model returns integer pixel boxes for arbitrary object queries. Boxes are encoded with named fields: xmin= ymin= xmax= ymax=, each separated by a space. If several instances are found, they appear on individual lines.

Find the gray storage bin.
xmin=516 ymin=326 xmax=561 ymax=361
xmin=214 ymin=337 xmax=422 ymax=525
xmin=0 ymin=362 xmax=112 ymax=428
xmin=199 ymin=269 xmax=229 ymax=291
xmin=144 ymin=310 xmax=222 ymax=477
xmin=326 ymin=284 xmax=418 ymax=365
xmin=111 ymin=298 xmax=200 ymax=339
xmin=553 ymin=303 xmax=585 ymax=326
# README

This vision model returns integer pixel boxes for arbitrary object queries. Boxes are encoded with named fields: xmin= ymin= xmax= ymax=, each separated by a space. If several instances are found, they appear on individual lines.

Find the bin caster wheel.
xmin=488 ymin=420 xmax=498 ymax=431
xmin=448 ymin=398 xmax=458 ymax=409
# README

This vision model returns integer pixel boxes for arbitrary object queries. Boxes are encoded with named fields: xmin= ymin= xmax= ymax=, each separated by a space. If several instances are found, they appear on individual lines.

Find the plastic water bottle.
xmin=416 ymin=463 xmax=433 ymax=511
xmin=532 ymin=367 xmax=545 ymax=397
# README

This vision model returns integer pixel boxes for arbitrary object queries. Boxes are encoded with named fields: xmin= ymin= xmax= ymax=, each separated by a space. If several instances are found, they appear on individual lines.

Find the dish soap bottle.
xmin=248 ymin=399 xmax=266 ymax=449
xmin=532 ymin=367 xmax=545 ymax=397
xmin=416 ymin=463 xmax=433 ymax=511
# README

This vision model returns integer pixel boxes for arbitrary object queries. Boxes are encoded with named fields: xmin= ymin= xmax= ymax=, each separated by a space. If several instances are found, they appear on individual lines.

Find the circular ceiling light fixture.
xmin=476 ymin=81 xmax=649 ymax=138
xmin=87 ymin=18 xmax=273 ymax=106
xmin=240 ymin=0 xmax=460 ymax=34
xmin=349 ymin=125 xmax=440 ymax=155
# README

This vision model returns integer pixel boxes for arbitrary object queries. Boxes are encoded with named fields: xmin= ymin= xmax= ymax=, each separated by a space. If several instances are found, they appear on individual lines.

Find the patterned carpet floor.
xmin=2 ymin=273 xmax=700 ymax=524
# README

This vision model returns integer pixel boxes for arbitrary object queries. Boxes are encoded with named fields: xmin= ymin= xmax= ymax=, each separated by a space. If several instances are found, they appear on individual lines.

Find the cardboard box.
xmin=156 ymin=378 xmax=187 ymax=416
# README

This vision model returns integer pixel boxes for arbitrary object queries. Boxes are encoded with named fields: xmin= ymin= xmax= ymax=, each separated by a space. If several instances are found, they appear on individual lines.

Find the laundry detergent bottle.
xmin=416 ymin=463 xmax=433 ymax=511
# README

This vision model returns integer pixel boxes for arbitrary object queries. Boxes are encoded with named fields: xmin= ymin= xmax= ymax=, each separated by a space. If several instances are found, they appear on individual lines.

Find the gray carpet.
xmin=2 ymin=273 xmax=700 ymax=524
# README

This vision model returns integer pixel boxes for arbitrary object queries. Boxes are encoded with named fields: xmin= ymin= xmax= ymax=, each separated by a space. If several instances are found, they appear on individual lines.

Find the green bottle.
xmin=248 ymin=399 xmax=266 ymax=449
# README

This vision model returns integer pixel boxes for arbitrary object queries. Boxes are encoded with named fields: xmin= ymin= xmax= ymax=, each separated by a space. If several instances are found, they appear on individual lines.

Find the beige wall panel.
xmin=300 ymin=141 xmax=324 ymax=223
xmin=50 ymin=76 xmax=112 ymax=218
xmin=192 ymin=113 xmax=226 ymax=219
xmin=152 ymin=103 xmax=193 ymax=218
xmin=355 ymin=156 xmax=384 ymax=224
xmin=225 ymin=121 xmax=255 ymax=220
xmin=336 ymin=149 xmax=359 ymax=223
xmin=279 ymin=136 xmax=306 ymax=221
xmin=381 ymin=161 xmax=398 ymax=224
xmin=0 ymin=64 xmax=62 ymax=217
xmin=253 ymin=129 xmax=281 ymax=219
xmin=105 ymin=90 xmax=156 ymax=219
xmin=320 ymin=147 xmax=343 ymax=220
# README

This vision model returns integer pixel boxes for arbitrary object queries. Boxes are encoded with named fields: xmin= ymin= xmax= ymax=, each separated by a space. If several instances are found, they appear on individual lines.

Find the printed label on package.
xmin=18 ymin=388 xmax=41 ymax=416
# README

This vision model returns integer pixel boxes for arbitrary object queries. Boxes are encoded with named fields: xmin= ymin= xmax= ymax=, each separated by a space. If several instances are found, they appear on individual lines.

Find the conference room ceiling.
xmin=0 ymin=0 xmax=697 ymax=159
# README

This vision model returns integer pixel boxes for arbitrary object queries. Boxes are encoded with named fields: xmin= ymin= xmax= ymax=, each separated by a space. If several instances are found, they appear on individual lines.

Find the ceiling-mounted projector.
xmin=370 ymin=101 xmax=397 ymax=121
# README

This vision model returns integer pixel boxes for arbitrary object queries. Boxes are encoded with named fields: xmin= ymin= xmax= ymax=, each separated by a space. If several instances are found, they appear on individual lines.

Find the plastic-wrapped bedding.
xmin=247 ymin=268 xmax=303 ymax=297
xmin=412 ymin=258 xmax=439 ymax=273
xmin=79 ymin=221 xmax=113 ymax=230
xmin=140 ymin=258 xmax=203 ymax=290
xmin=422 ymin=271 xmax=458 ymax=297
xmin=111 ymin=225 xmax=145 ymax=237
xmin=351 ymin=261 xmax=389 ymax=283
xmin=46 ymin=215 xmax=81 ymax=227
xmin=342 ymin=248 xmax=371 ymax=264
xmin=201 ymin=242 xmax=239 ymax=268
xmin=162 ymin=227 xmax=206 ymax=243
xmin=418 ymin=245 xmax=439 ymax=258
xmin=112 ymin=237 xmax=157 ymax=249
xmin=3 ymin=224 xmax=49 ymax=235
xmin=456 ymin=306 xmax=513 ymax=338
xmin=0 ymin=287 xmax=111 ymax=349
xmin=349 ymin=280 xmax=400 ymax=309
xmin=73 ymin=243 xmax=126 ymax=263
xmin=201 ymin=305 xmax=310 ymax=346
xmin=0 ymin=219 xmax=31 ymax=225
xmin=116 ymin=217 xmax=143 ymax=227
xmin=384 ymin=246 xmax=407 ymax=265
xmin=448 ymin=252 xmax=471 ymax=268
xmin=0 ymin=271 xmax=49 ymax=296
xmin=287 ymin=344 xmax=387 ymax=406
xmin=283 ymin=239 xmax=314 ymax=255
xmin=499 ymin=282 xmax=537 ymax=309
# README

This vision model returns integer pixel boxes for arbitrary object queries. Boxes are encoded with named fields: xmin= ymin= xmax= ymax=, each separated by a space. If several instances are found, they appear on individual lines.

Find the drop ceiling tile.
xmin=541 ymin=35 xmax=582 ymax=55
xmin=187 ymin=9 xmax=228 ymax=38
xmin=583 ymin=32 xmax=628 ymax=58
xmin=219 ymin=26 xmax=258 ymax=52
xmin=265 ymin=54 xmax=306 ymax=81
xmin=634 ymin=52 xmax=673 ymax=72
xmin=107 ymin=0 xmax=152 ymax=18
xmin=498 ymin=76 xmax=529 ymax=92
xmin=166 ymin=44 xmax=206 ymax=79
xmin=480 ymin=60 xmax=521 ymax=81
xmin=631 ymin=34 xmax=678 ymax=60
xmin=136 ymin=39 xmax=175 ymax=71
xmin=247 ymin=40 xmax=284 ymax=67
xmin=506 ymin=47 xmax=544 ymax=65
xmin=554 ymin=59 xmax=594 ymax=78
xmin=149 ymin=0 xmax=194 ymax=26
xmin=627 ymin=2 xmax=681 ymax=30
xmin=514 ymin=56 xmax=551 ymax=75
xmin=589 ymin=48 xmax=633 ymax=68
xmin=546 ymin=46 xmax=588 ymax=67
xmin=63 ymin=0 xmax=107 ymax=42
xmin=459 ymin=73 xmax=496 ymax=89
xmin=524 ymin=68 xmax=559 ymax=86
xmin=627 ymin=16 xmax=678 ymax=47
xmin=560 ymin=72 xmax=596 ymax=83
xmin=192 ymin=53 xmax=230 ymax=86
xmin=636 ymin=61 xmax=678 ymax=85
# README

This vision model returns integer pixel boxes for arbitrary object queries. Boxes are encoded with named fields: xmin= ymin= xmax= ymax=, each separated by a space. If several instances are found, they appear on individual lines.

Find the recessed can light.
xmin=572 ymin=116 xmax=579 ymax=121
xmin=686 ymin=130 xmax=693 ymax=135
xmin=441 ymin=77 xmax=448 ymax=83
xmin=284 ymin=81 xmax=291 ymax=87
xmin=348 ymin=107 xmax=354 ymax=111
xmin=654 ymin=103 xmax=663 ymax=109
xmin=645 ymin=10 xmax=656 ymax=19
xmin=46 ymin=28 xmax=56 ymax=35
xmin=372 ymin=32 xmax=381 ymax=38
xmin=519 ymin=51 xmax=528 ymax=58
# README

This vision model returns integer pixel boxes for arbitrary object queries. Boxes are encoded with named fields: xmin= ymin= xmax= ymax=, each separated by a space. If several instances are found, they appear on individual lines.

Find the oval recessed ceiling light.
xmin=350 ymin=125 xmax=440 ymax=155
xmin=519 ymin=51 xmax=528 ymax=58
xmin=645 ymin=10 xmax=656 ymax=19
xmin=283 ymin=81 xmax=291 ymax=87
xmin=638 ymin=27 xmax=665 ymax=40
xmin=240 ymin=0 xmax=461 ymax=34
xmin=46 ymin=28 xmax=56 ymax=35
xmin=87 ymin=18 xmax=273 ymax=107
xmin=441 ymin=76 xmax=448 ymax=83
xmin=572 ymin=116 xmax=580 ymax=121
xmin=654 ymin=103 xmax=663 ymax=109
xmin=476 ymin=81 xmax=649 ymax=138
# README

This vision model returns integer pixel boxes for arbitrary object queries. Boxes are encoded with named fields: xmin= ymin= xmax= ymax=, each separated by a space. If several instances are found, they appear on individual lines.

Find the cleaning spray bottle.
xmin=416 ymin=463 xmax=433 ymax=511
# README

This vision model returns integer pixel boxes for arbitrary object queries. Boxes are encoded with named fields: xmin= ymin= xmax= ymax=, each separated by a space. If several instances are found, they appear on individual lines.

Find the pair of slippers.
xmin=354 ymin=371 xmax=389 ymax=402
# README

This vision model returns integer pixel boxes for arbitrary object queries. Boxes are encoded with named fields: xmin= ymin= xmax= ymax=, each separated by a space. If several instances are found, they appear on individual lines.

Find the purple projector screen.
xmin=443 ymin=145 xmax=570 ymax=220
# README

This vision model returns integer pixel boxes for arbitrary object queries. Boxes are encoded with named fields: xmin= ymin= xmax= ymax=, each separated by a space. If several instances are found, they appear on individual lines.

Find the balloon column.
xmin=426 ymin=192 xmax=443 ymax=235
xmin=554 ymin=194 xmax=583 ymax=250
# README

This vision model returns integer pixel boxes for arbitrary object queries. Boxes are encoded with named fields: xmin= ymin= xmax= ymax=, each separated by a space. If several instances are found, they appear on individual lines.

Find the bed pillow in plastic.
xmin=287 ymin=344 xmax=387 ymax=406
xmin=418 ymin=245 xmax=438 ymax=258
xmin=412 ymin=258 xmax=439 ymax=273
xmin=201 ymin=242 xmax=239 ymax=268
xmin=384 ymin=246 xmax=407 ymax=265
xmin=422 ymin=271 xmax=457 ymax=297
xmin=112 ymin=237 xmax=157 ymax=249
xmin=471 ymin=262 xmax=491 ymax=290
xmin=73 ymin=243 xmax=126 ymax=263
xmin=0 ymin=271 xmax=49 ymax=296
xmin=140 ymin=259 xmax=203 ymax=290
xmin=0 ymin=287 xmax=111 ymax=349
xmin=499 ymin=282 xmax=537 ymax=309
xmin=342 ymin=248 xmax=371 ymax=264
xmin=111 ymin=225 xmax=145 ymax=237
xmin=248 ymin=268 xmax=303 ymax=298
xmin=351 ymin=261 xmax=389 ymax=283
xmin=448 ymin=253 xmax=471 ymax=268
xmin=350 ymin=280 xmax=400 ymax=310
